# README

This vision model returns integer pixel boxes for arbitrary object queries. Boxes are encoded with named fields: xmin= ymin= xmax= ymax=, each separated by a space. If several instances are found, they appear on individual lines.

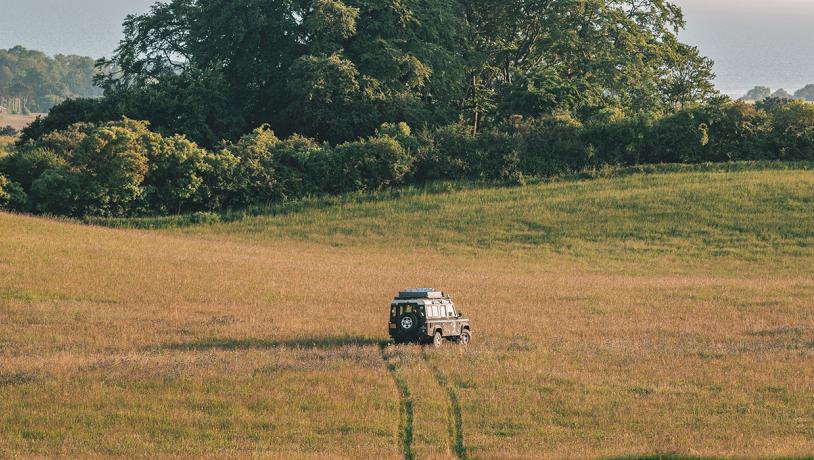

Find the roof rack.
xmin=397 ymin=288 xmax=444 ymax=299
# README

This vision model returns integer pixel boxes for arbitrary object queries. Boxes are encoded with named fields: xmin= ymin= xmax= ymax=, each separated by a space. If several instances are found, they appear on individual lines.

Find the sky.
xmin=676 ymin=0 xmax=814 ymax=96
xmin=1 ymin=0 xmax=814 ymax=97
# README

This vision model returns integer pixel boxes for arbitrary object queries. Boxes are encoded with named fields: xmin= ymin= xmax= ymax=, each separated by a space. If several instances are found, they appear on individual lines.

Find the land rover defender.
xmin=389 ymin=288 xmax=471 ymax=347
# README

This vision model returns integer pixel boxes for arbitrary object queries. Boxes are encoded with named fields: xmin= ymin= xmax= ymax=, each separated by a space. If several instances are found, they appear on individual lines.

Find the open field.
xmin=1 ymin=167 xmax=814 ymax=457
xmin=0 ymin=113 xmax=42 ymax=131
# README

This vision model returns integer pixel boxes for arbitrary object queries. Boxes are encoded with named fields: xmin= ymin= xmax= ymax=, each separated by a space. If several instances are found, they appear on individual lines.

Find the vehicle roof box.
xmin=398 ymin=288 xmax=444 ymax=299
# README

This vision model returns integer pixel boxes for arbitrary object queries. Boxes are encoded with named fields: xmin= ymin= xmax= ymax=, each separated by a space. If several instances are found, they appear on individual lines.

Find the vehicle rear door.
xmin=442 ymin=302 xmax=460 ymax=336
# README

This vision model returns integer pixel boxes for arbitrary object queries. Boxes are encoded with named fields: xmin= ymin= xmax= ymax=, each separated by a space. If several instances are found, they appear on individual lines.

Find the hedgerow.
xmin=3 ymin=98 xmax=814 ymax=218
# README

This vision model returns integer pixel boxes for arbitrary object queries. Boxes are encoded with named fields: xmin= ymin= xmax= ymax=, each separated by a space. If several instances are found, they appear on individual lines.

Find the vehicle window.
xmin=429 ymin=306 xmax=438 ymax=318
xmin=447 ymin=305 xmax=456 ymax=317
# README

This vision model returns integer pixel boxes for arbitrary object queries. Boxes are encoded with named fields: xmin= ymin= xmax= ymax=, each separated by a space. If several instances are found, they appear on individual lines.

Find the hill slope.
xmin=169 ymin=167 xmax=814 ymax=266
xmin=1 ymin=167 xmax=813 ymax=458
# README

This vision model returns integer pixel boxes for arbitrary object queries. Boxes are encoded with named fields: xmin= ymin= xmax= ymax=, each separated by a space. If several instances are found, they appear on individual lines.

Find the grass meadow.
xmin=1 ymin=166 xmax=813 ymax=458
xmin=0 ymin=113 xmax=41 ymax=131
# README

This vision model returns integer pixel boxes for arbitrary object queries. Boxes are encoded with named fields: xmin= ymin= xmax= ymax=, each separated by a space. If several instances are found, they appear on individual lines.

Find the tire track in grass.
xmin=422 ymin=348 xmax=468 ymax=460
xmin=380 ymin=343 xmax=415 ymax=460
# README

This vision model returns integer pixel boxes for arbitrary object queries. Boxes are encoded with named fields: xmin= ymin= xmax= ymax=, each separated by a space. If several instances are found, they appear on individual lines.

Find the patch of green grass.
xmin=131 ymin=165 xmax=814 ymax=264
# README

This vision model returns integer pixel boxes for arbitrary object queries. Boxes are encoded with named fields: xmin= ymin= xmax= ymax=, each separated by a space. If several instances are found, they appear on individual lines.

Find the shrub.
xmin=26 ymin=122 xmax=96 ymax=158
xmin=269 ymin=135 xmax=329 ymax=200
xmin=473 ymin=128 xmax=522 ymax=181
xmin=766 ymin=100 xmax=814 ymax=160
xmin=0 ymin=147 xmax=67 ymax=191
xmin=19 ymin=98 xmax=112 ymax=145
xmin=0 ymin=126 xmax=17 ymax=137
xmin=0 ymin=174 xmax=28 ymax=211
xmin=582 ymin=115 xmax=653 ymax=166
xmin=699 ymin=101 xmax=771 ymax=162
xmin=519 ymin=115 xmax=587 ymax=176
xmin=224 ymin=125 xmax=281 ymax=206
xmin=414 ymin=123 xmax=477 ymax=181
xmin=335 ymin=135 xmax=413 ymax=192
xmin=26 ymin=119 xmax=152 ymax=217
xmin=646 ymin=109 xmax=706 ymax=164
xmin=141 ymin=135 xmax=210 ymax=215
xmin=196 ymin=150 xmax=242 ymax=211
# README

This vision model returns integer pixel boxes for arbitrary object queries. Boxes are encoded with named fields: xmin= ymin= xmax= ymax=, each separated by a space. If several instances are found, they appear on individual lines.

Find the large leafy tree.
xmin=461 ymin=0 xmax=716 ymax=128
xmin=92 ymin=0 xmax=465 ymax=145
xmin=37 ymin=0 xmax=713 ymax=145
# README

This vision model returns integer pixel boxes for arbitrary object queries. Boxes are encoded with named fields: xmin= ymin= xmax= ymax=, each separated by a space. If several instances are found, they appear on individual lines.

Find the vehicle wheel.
xmin=433 ymin=330 xmax=444 ymax=348
xmin=459 ymin=329 xmax=471 ymax=345
xmin=398 ymin=313 xmax=419 ymax=334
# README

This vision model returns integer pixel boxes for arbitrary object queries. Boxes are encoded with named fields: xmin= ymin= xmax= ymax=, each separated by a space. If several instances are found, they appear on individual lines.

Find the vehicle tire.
xmin=433 ymin=330 xmax=444 ymax=348
xmin=398 ymin=313 xmax=419 ymax=334
xmin=459 ymin=329 xmax=471 ymax=345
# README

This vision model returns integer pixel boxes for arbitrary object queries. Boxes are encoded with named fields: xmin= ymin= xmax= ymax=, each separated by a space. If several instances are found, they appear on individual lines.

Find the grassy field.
xmin=1 ymin=166 xmax=813 ymax=458
xmin=0 ymin=113 xmax=41 ymax=131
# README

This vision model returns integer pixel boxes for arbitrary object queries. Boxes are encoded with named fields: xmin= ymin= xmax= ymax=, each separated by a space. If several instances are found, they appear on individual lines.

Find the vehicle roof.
xmin=391 ymin=298 xmax=454 ymax=305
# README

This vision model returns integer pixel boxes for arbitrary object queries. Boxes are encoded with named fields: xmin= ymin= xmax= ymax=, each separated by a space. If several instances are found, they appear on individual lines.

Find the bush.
xmin=29 ymin=166 xmax=81 ymax=215
xmin=196 ymin=150 xmax=242 ymax=211
xmin=269 ymin=135 xmax=330 ymax=200
xmin=519 ymin=115 xmax=587 ymax=176
xmin=19 ymin=98 xmax=112 ymax=145
xmin=699 ymin=101 xmax=771 ymax=162
xmin=25 ymin=122 xmax=96 ymax=158
xmin=766 ymin=100 xmax=814 ymax=160
xmin=582 ymin=115 xmax=653 ymax=166
xmin=9 ymin=100 xmax=814 ymax=220
xmin=224 ymin=125 xmax=282 ymax=207
xmin=335 ymin=135 xmax=414 ymax=192
xmin=0 ymin=174 xmax=27 ymax=211
xmin=0 ymin=126 xmax=17 ymax=137
xmin=646 ymin=109 xmax=706 ymax=164
xmin=414 ymin=123 xmax=477 ymax=181
xmin=0 ymin=147 xmax=67 ymax=191
xmin=141 ymin=134 xmax=210 ymax=214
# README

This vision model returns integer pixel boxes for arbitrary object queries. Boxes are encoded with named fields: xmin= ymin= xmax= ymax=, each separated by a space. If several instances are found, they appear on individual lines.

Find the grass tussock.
xmin=1 ymin=166 xmax=813 ymax=457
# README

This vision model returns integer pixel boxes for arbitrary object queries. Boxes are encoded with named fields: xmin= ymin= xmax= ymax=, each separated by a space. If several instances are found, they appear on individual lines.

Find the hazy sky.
xmin=676 ymin=0 xmax=814 ymax=95
xmin=2 ymin=0 xmax=814 ymax=96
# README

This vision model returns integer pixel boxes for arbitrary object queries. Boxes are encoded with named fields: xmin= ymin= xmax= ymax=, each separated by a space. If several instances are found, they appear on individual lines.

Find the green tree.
xmin=793 ymin=84 xmax=814 ymax=101
xmin=0 ymin=46 xmax=101 ymax=113
xmin=742 ymin=86 xmax=771 ymax=102
xmin=461 ymin=0 xmax=713 ymax=126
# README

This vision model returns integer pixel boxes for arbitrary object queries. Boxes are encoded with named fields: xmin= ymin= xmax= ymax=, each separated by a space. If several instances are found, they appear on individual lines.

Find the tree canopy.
xmin=0 ymin=46 xmax=101 ymax=113
xmin=742 ymin=86 xmax=771 ymax=102
xmin=31 ymin=0 xmax=715 ymax=147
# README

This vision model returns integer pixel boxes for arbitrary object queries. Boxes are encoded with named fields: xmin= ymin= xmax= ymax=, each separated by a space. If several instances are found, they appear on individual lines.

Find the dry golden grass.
xmin=1 ymin=168 xmax=813 ymax=458
xmin=0 ymin=113 xmax=41 ymax=131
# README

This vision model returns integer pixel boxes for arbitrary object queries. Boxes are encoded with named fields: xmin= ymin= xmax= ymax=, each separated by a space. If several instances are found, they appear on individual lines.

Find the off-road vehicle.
xmin=389 ymin=289 xmax=471 ymax=347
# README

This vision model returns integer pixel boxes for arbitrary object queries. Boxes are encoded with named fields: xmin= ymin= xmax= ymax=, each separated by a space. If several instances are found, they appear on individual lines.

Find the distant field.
xmin=1 ymin=167 xmax=813 ymax=457
xmin=0 ymin=113 xmax=42 ymax=131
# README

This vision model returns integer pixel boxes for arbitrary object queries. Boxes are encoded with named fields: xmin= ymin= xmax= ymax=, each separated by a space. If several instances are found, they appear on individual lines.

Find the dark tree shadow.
xmin=158 ymin=336 xmax=388 ymax=352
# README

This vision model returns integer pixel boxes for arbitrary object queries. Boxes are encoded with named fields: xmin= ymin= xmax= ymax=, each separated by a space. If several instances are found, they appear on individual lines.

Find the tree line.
xmin=0 ymin=46 xmax=102 ymax=114
xmin=742 ymin=85 xmax=814 ymax=102
xmin=8 ymin=0 xmax=814 ymax=218
xmin=3 ymin=97 xmax=814 ymax=217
